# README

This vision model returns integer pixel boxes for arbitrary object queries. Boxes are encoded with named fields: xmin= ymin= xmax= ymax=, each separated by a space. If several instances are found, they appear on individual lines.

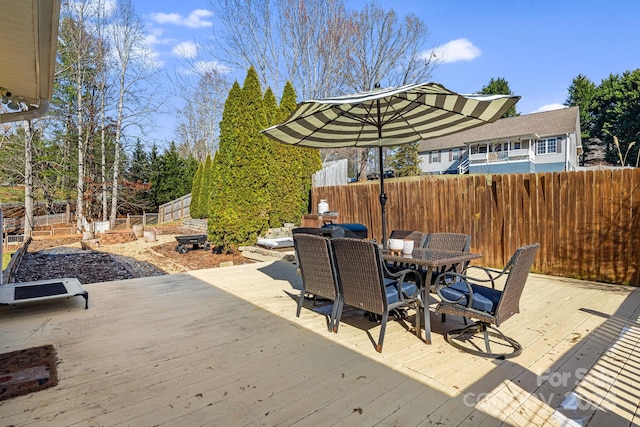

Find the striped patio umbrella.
xmin=261 ymin=82 xmax=520 ymax=245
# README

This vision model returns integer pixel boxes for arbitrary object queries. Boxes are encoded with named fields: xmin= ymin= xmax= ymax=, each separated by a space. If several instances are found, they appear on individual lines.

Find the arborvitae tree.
xmin=263 ymin=87 xmax=289 ymax=227
xmin=279 ymin=81 xmax=322 ymax=217
xmin=479 ymin=77 xmax=518 ymax=117
xmin=182 ymin=155 xmax=200 ymax=201
xmin=198 ymin=153 xmax=213 ymax=218
xmin=228 ymin=66 xmax=271 ymax=246
xmin=209 ymin=74 xmax=318 ymax=251
xmin=189 ymin=160 xmax=204 ymax=218
xmin=209 ymin=81 xmax=243 ymax=250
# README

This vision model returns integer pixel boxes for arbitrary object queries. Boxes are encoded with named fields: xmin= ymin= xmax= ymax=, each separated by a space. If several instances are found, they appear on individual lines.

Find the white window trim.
xmin=537 ymin=137 xmax=558 ymax=155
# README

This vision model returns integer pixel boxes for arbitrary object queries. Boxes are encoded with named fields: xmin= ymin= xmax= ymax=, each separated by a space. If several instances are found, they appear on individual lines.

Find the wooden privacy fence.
xmin=159 ymin=193 xmax=191 ymax=223
xmin=312 ymin=169 xmax=640 ymax=286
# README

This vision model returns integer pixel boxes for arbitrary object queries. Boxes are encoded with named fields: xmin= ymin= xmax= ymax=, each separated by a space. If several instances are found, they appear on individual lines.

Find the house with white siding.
xmin=417 ymin=107 xmax=582 ymax=175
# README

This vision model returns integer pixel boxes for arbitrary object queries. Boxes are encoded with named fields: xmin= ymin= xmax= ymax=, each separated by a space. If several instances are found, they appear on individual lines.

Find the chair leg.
xmin=296 ymin=290 xmax=305 ymax=317
xmin=332 ymin=297 xmax=344 ymax=333
xmin=481 ymin=323 xmax=491 ymax=354
xmin=376 ymin=311 xmax=389 ymax=352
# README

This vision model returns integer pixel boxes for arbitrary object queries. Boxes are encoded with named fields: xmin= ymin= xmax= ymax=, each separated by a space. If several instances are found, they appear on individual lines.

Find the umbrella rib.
xmin=291 ymin=103 xmax=379 ymax=146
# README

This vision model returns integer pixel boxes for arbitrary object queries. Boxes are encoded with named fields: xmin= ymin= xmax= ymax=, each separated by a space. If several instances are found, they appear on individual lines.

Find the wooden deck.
xmin=1 ymin=258 xmax=639 ymax=426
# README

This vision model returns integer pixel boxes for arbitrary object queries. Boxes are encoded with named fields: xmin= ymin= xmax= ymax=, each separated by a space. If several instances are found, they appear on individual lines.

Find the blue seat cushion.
xmin=439 ymin=281 xmax=502 ymax=313
xmin=384 ymin=278 xmax=419 ymax=302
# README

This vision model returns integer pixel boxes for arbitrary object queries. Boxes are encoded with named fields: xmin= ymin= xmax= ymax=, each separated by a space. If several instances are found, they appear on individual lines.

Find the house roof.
xmin=0 ymin=0 xmax=60 ymax=123
xmin=418 ymin=106 xmax=580 ymax=152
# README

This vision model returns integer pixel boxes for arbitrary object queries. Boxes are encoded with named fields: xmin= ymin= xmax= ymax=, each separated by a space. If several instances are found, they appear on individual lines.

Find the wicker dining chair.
xmin=293 ymin=233 xmax=341 ymax=332
xmin=331 ymin=237 xmax=421 ymax=352
xmin=424 ymin=233 xmax=472 ymax=284
xmin=433 ymin=243 xmax=540 ymax=358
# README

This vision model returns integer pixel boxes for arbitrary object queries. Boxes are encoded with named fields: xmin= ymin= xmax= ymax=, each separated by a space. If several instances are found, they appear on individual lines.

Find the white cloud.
xmin=533 ymin=103 xmax=567 ymax=113
xmin=427 ymin=38 xmax=481 ymax=64
xmin=176 ymin=60 xmax=231 ymax=76
xmin=173 ymin=41 xmax=198 ymax=58
xmin=150 ymin=9 xmax=213 ymax=29
xmin=194 ymin=61 xmax=230 ymax=74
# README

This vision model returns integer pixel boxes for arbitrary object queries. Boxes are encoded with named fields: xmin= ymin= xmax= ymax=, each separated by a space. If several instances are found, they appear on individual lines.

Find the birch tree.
xmin=210 ymin=0 xmax=280 ymax=90
xmin=210 ymin=1 xmax=437 ymax=179
xmin=58 ymin=0 xmax=102 ymax=232
xmin=23 ymin=121 xmax=34 ymax=237
xmin=344 ymin=3 xmax=436 ymax=180
xmin=108 ymin=0 xmax=160 ymax=224
xmin=173 ymin=70 xmax=228 ymax=162
xmin=95 ymin=0 xmax=112 ymax=221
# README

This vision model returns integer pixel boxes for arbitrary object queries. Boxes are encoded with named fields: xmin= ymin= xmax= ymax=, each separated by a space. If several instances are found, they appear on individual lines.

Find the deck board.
xmin=1 ymin=258 xmax=638 ymax=426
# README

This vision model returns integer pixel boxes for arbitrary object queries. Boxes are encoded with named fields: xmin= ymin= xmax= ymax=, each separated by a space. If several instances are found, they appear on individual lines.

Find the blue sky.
xmin=134 ymin=0 xmax=640 ymax=145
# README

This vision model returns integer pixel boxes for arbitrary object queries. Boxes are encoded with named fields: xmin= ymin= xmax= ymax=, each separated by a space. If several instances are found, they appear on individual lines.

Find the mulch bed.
xmin=0 ymin=344 xmax=58 ymax=401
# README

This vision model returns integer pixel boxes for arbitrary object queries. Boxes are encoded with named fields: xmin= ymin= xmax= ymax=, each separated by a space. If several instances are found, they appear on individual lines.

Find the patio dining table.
xmin=382 ymin=248 xmax=482 ymax=344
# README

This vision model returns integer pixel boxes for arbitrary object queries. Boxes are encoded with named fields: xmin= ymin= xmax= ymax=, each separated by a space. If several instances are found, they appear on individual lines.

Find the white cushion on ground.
xmin=256 ymin=237 xmax=294 ymax=249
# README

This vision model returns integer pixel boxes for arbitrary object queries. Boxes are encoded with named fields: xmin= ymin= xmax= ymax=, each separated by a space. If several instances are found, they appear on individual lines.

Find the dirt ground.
xmin=12 ymin=223 xmax=254 ymax=285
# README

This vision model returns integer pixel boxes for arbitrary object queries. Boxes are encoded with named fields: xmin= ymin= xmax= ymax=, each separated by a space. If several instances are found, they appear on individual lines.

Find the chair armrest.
xmin=459 ymin=265 xmax=507 ymax=289
xmin=384 ymin=264 xmax=423 ymax=299
xmin=434 ymin=272 xmax=476 ymax=307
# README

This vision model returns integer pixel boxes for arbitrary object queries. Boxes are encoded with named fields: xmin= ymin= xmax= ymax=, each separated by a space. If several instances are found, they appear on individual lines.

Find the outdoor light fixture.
xmin=0 ymin=87 xmax=25 ymax=111
xmin=1 ymin=87 xmax=11 ymax=105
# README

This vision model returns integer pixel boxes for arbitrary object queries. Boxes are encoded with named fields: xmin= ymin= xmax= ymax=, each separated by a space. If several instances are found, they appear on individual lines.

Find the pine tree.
xmin=150 ymin=142 xmax=198 ymax=206
xmin=479 ymin=77 xmax=518 ymax=117
xmin=390 ymin=143 xmax=421 ymax=177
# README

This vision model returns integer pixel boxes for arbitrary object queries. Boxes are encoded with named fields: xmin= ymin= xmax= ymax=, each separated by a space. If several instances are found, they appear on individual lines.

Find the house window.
xmin=537 ymin=138 xmax=558 ymax=154
xmin=431 ymin=151 xmax=440 ymax=162
xmin=513 ymin=142 xmax=521 ymax=150
xmin=452 ymin=148 xmax=460 ymax=161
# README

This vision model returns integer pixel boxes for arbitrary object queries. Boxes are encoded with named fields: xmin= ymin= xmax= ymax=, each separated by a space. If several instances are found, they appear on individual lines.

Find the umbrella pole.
xmin=376 ymin=97 xmax=387 ymax=248
xmin=379 ymin=145 xmax=387 ymax=247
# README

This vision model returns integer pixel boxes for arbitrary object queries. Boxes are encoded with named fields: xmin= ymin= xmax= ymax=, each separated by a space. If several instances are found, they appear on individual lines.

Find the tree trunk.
xmin=110 ymin=65 xmax=125 ymax=227
xmin=23 ymin=120 xmax=34 ymax=238
xmin=76 ymin=79 xmax=85 ymax=234
xmin=100 ymin=85 xmax=108 ymax=221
